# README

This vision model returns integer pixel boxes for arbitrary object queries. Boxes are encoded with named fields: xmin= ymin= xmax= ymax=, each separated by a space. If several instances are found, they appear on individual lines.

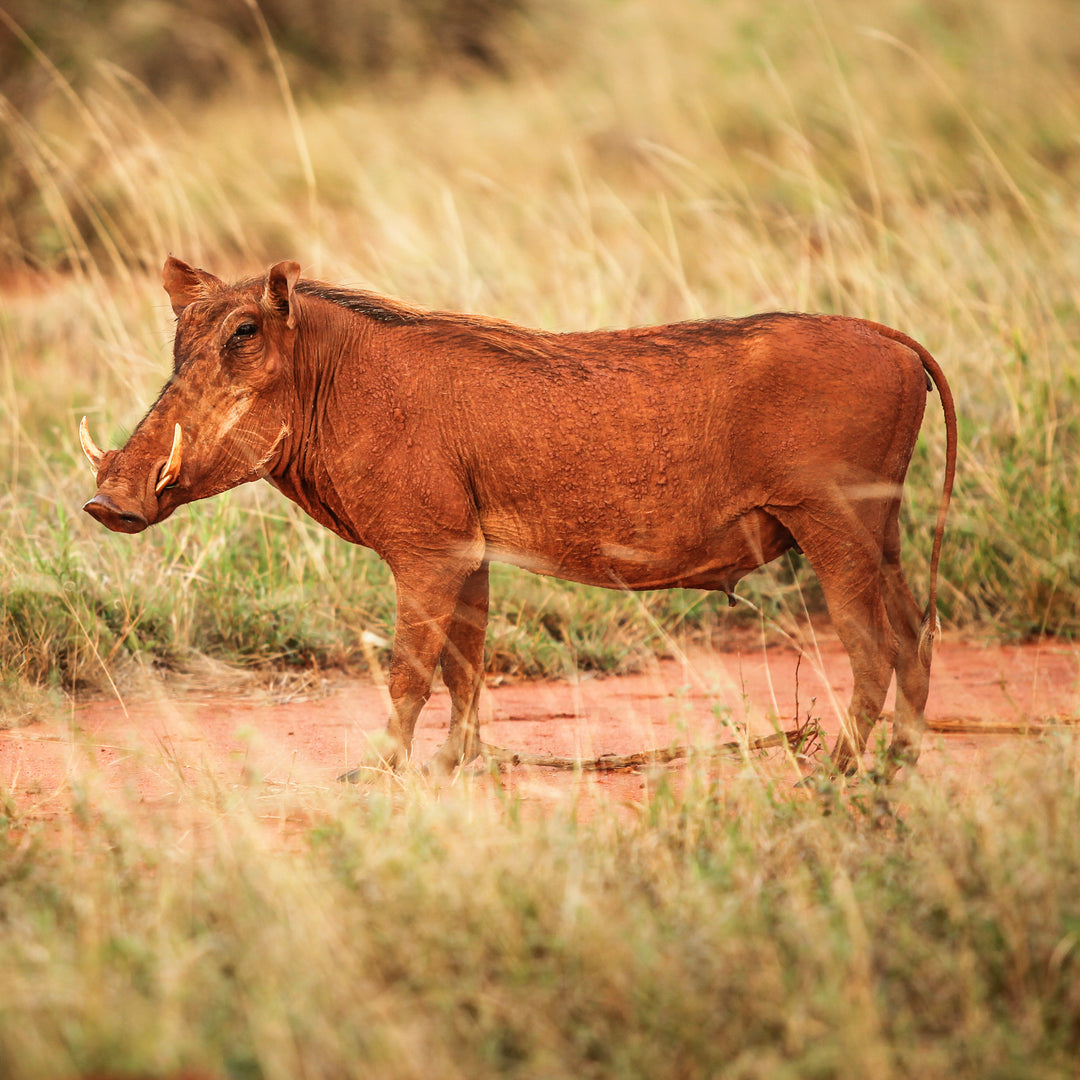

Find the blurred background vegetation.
xmin=3 ymin=9 xmax=1080 ymax=1075
xmin=1 ymin=0 xmax=548 ymax=108
xmin=1 ymin=0 xmax=1079 ymax=704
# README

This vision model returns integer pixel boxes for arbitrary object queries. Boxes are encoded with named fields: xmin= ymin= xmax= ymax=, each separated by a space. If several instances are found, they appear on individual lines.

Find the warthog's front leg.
xmin=339 ymin=551 xmax=482 ymax=782
xmin=426 ymin=563 xmax=490 ymax=776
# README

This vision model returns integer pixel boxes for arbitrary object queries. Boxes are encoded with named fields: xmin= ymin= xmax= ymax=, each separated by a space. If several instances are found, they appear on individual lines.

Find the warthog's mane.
xmin=293 ymin=279 xmax=815 ymax=365
xmin=295 ymin=281 xmax=428 ymax=325
xmin=294 ymin=279 xmax=571 ymax=360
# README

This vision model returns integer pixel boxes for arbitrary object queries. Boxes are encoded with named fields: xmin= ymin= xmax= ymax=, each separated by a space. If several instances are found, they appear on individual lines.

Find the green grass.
xmin=3 ymin=740 xmax=1080 ymax=1078
xmin=2 ymin=0 xmax=1080 ymax=698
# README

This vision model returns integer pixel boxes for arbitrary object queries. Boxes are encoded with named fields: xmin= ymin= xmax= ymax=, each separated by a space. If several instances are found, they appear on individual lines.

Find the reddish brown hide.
xmin=81 ymin=257 xmax=957 ymax=779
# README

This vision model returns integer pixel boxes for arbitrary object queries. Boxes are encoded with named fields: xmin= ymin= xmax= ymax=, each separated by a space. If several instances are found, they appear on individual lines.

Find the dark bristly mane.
xmin=295 ymin=278 xmax=567 ymax=360
xmin=295 ymin=280 xmax=428 ymax=325
xmin=293 ymin=279 xmax=825 ymax=368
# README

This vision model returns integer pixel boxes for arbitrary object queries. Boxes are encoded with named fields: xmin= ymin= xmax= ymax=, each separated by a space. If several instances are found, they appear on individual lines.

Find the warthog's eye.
xmin=230 ymin=321 xmax=259 ymax=345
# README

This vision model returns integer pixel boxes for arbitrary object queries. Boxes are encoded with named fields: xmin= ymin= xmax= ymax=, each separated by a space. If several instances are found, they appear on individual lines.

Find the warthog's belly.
xmin=480 ymin=507 xmax=795 ymax=592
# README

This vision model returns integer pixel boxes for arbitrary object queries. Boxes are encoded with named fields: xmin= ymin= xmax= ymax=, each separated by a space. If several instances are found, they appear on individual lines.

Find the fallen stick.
xmin=925 ymin=715 xmax=1080 ymax=735
xmin=478 ymin=714 xmax=1080 ymax=773
xmin=479 ymin=725 xmax=816 ymax=772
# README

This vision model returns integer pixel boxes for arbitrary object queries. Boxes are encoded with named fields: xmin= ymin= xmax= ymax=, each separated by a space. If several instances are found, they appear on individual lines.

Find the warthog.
xmin=81 ymin=258 xmax=956 ymax=778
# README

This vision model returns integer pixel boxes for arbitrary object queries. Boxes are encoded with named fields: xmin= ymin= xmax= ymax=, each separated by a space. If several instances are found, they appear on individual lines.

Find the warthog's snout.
xmin=82 ymin=493 xmax=149 ymax=534
xmin=79 ymin=418 xmax=184 ymax=534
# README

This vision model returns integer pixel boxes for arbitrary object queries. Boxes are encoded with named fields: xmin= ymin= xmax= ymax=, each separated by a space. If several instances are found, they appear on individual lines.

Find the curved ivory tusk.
xmin=155 ymin=423 xmax=183 ymax=493
xmin=79 ymin=416 xmax=105 ymax=472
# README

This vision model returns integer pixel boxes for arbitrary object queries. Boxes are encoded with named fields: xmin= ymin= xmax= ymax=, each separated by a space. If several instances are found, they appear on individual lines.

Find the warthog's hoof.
xmin=337 ymin=732 xmax=404 ymax=783
xmin=338 ymin=764 xmax=385 ymax=784
xmin=794 ymin=770 xmax=832 ymax=791
xmin=419 ymin=735 xmax=486 ymax=779
xmin=794 ymin=759 xmax=859 ymax=790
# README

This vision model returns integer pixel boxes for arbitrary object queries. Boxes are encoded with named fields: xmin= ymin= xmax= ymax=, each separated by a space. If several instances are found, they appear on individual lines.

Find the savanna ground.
xmin=2 ymin=1 xmax=1080 ymax=1076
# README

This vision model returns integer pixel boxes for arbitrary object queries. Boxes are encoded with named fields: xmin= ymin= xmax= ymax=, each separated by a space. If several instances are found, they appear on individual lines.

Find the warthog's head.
xmin=81 ymin=257 xmax=298 ymax=533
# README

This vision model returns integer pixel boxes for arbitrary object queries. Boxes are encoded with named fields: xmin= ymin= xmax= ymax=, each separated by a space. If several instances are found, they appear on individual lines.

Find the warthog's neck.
xmin=266 ymin=315 xmax=405 ymax=550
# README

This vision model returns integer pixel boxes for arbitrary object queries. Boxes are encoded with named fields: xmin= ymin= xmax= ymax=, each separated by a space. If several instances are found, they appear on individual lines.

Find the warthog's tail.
xmin=861 ymin=321 xmax=958 ymax=669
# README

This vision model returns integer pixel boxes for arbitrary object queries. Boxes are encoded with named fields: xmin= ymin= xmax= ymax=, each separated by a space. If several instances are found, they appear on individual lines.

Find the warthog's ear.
xmin=162 ymin=256 xmax=223 ymax=316
xmin=264 ymin=261 xmax=301 ymax=330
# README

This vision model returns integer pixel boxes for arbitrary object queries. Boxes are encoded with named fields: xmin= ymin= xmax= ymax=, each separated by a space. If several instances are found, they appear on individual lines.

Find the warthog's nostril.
xmin=82 ymin=494 xmax=148 ymax=534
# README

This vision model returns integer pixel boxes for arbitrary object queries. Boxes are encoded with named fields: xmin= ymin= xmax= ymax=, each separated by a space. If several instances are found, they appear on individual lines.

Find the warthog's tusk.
xmin=79 ymin=416 xmax=105 ymax=472
xmin=155 ymin=423 xmax=183 ymax=493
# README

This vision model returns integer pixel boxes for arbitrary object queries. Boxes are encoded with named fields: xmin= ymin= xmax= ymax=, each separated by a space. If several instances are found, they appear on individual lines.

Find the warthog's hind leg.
xmin=880 ymin=518 xmax=932 ymax=779
xmin=785 ymin=515 xmax=897 ymax=776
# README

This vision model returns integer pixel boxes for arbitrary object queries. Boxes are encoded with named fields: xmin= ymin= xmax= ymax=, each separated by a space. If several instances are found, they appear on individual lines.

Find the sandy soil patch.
xmin=3 ymin=636 xmax=1078 ymax=828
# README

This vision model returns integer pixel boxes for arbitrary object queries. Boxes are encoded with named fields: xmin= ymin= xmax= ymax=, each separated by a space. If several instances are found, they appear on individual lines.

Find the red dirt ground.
xmin=3 ymin=636 xmax=1079 ymax=828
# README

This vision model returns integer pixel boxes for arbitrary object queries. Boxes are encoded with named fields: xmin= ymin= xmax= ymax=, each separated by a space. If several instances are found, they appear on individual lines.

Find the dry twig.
xmin=479 ymin=724 xmax=817 ymax=772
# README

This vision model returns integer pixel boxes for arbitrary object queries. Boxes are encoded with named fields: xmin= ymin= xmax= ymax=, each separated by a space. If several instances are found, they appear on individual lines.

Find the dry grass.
xmin=3 ymin=737 xmax=1080 ymax=1078
xmin=1 ymin=9 xmax=1080 ymax=1068
xmin=3 ymin=2 xmax=1076 ymax=689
